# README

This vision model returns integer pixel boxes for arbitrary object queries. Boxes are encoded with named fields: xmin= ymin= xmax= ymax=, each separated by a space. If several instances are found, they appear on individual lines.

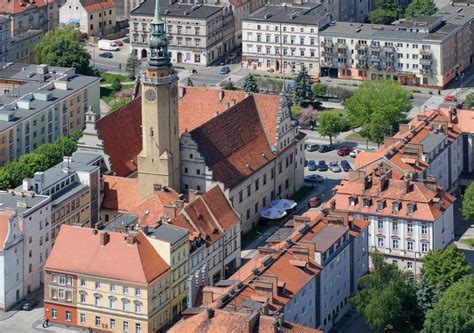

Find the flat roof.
xmin=131 ymin=0 xmax=222 ymax=19
xmin=105 ymin=213 xmax=139 ymax=231
xmin=147 ymin=223 xmax=188 ymax=245
xmin=421 ymin=132 xmax=447 ymax=154
xmin=245 ymin=4 xmax=325 ymax=25
xmin=308 ymin=223 xmax=347 ymax=253
xmin=0 ymin=191 xmax=49 ymax=214
xmin=320 ymin=6 xmax=474 ymax=43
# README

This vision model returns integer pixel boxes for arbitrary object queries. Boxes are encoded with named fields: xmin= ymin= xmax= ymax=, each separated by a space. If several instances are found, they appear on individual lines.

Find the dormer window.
xmin=377 ymin=200 xmax=384 ymax=211
xmin=407 ymin=203 xmax=414 ymax=215
xmin=363 ymin=198 xmax=371 ymax=208
xmin=392 ymin=202 xmax=399 ymax=214
xmin=349 ymin=196 xmax=357 ymax=206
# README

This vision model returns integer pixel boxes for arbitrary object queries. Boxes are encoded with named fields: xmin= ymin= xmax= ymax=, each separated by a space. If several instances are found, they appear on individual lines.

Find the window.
xmin=95 ymin=316 xmax=101 ymax=326
xmin=239 ymin=191 xmax=243 ymax=203
xmin=59 ymin=275 xmax=66 ymax=285
xmin=392 ymin=202 xmax=399 ymax=213
xmin=407 ymin=223 xmax=413 ymax=233
xmin=94 ymin=296 xmax=100 ymax=307
xmin=421 ymin=224 xmax=428 ymax=234
xmin=135 ymin=288 xmax=141 ymax=296
xmin=110 ymin=284 xmax=115 ymax=292
xmin=123 ymin=321 xmax=129 ymax=331
xmin=66 ymin=276 xmax=72 ymax=286
xmin=51 ymin=308 xmax=57 ymax=319
xmin=80 ymin=313 xmax=85 ymax=324
xmin=135 ymin=302 xmax=141 ymax=313
xmin=123 ymin=286 xmax=128 ymax=294
xmin=58 ymin=289 xmax=65 ymax=299
xmin=52 ymin=274 xmax=58 ymax=283
xmin=377 ymin=238 xmax=384 ymax=248
xmin=255 ymin=179 xmax=259 ymax=191
xmin=407 ymin=204 xmax=414 ymax=214
xmin=407 ymin=240 xmax=414 ymax=251
xmin=80 ymin=294 xmax=86 ymax=303
xmin=66 ymin=291 xmax=72 ymax=302
xmin=407 ymin=262 xmax=413 ymax=270
xmin=110 ymin=298 xmax=115 ymax=309
xmin=377 ymin=201 xmax=384 ymax=211
xmin=363 ymin=198 xmax=370 ymax=207
xmin=95 ymin=281 xmax=100 ymax=289
xmin=247 ymin=185 xmax=251 ymax=196
xmin=392 ymin=221 xmax=398 ymax=231
xmin=392 ymin=239 xmax=399 ymax=249
xmin=123 ymin=300 xmax=129 ymax=311
xmin=65 ymin=311 xmax=71 ymax=321
xmin=377 ymin=218 xmax=383 ymax=230
xmin=110 ymin=319 xmax=116 ymax=329
xmin=422 ymin=243 xmax=429 ymax=253
xmin=136 ymin=323 xmax=142 ymax=333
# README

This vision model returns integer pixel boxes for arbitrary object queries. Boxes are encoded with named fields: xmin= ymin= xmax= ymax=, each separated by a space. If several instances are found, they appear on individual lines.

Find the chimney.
xmin=206 ymin=308 xmax=215 ymax=319
xmin=364 ymin=175 xmax=372 ymax=190
xmin=153 ymin=184 xmax=162 ymax=192
xmin=379 ymin=174 xmax=388 ymax=192
xmin=448 ymin=106 xmax=457 ymax=123
xmin=178 ymin=86 xmax=185 ymax=98
xmin=126 ymin=234 xmax=135 ymax=245
xmin=22 ymin=178 xmax=32 ymax=191
xmin=91 ymin=229 xmax=98 ymax=235
xmin=329 ymin=199 xmax=336 ymax=211
xmin=188 ymin=189 xmax=199 ymax=202
xmin=174 ymin=199 xmax=184 ymax=213
xmin=424 ymin=175 xmax=438 ymax=192
xmin=99 ymin=231 xmax=110 ymax=246
xmin=260 ymin=274 xmax=278 ymax=297
xmin=292 ymin=215 xmax=310 ymax=230
xmin=62 ymin=156 xmax=72 ymax=173
xmin=245 ymin=310 xmax=260 ymax=333
xmin=141 ymin=225 xmax=149 ymax=234
xmin=202 ymin=288 xmax=215 ymax=305
xmin=292 ymin=247 xmax=310 ymax=263
xmin=219 ymin=89 xmax=224 ymax=101
xmin=163 ymin=204 xmax=177 ymax=218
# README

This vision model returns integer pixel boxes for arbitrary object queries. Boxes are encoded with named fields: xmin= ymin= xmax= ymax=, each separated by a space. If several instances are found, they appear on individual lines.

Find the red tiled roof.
xmin=129 ymin=188 xmax=179 ymax=226
xmin=45 ymin=226 xmax=169 ymax=284
xmin=0 ymin=0 xmax=48 ymax=14
xmin=96 ymin=87 xmax=282 ymax=179
xmin=102 ymin=175 xmax=139 ymax=211
xmin=200 ymin=185 xmax=240 ymax=230
xmin=81 ymin=0 xmax=115 ymax=12
xmin=0 ymin=210 xmax=15 ymax=251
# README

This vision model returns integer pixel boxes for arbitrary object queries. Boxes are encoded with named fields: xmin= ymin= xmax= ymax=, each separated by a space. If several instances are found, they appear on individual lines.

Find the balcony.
xmin=355 ymin=43 xmax=368 ymax=50
xmin=420 ymin=48 xmax=432 ymax=56
xmin=356 ymin=53 xmax=368 ymax=60
xmin=420 ymin=68 xmax=432 ymax=75
xmin=321 ymin=49 xmax=334 ymax=56
xmin=370 ymin=44 xmax=382 ymax=51
xmin=384 ymin=45 xmax=395 ymax=52
xmin=370 ymin=54 xmax=381 ymax=61
xmin=420 ymin=57 xmax=432 ymax=65
xmin=336 ymin=42 xmax=347 ymax=49
xmin=337 ymin=50 xmax=347 ymax=58
xmin=321 ymin=40 xmax=333 ymax=47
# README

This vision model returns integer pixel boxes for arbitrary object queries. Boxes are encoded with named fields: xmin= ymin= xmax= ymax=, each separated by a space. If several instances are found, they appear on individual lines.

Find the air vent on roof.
xmin=184 ymin=10 xmax=190 ymax=15
xmin=290 ymin=12 xmax=298 ymax=19
xmin=355 ymin=27 xmax=361 ymax=32
xmin=164 ymin=9 xmax=171 ymax=14
xmin=191 ymin=3 xmax=202 ymax=10
xmin=264 ymin=13 xmax=272 ymax=19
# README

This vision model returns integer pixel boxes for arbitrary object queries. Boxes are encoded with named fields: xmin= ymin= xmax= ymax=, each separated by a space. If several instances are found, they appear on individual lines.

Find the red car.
xmin=309 ymin=196 xmax=321 ymax=208
xmin=444 ymin=95 xmax=457 ymax=102
xmin=115 ymin=40 xmax=124 ymax=46
xmin=337 ymin=147 xmax=352 ymax=156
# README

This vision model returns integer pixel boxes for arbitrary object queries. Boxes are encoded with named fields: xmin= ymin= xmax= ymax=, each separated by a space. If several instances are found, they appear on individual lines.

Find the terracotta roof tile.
xmin=0 ymin=0 xmax=48 ymax=14
xmin=130 ymin=188 xmax=180 ymax=226
xmin=45 ymin=226 xmax=169 ymax=284
xmin=200 ymin=185 xmax=240 ymax=230
xmin=102 ymin=175 xmax=139 ymax=211
xmin=81 ymin=0 xmax=115 ymax=12
xmin=0 ymin=210 xmax=15 ymax=251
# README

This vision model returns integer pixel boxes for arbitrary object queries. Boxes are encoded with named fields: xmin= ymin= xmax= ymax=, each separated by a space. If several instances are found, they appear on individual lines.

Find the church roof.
xmin=96 ymin=87 xmax=283 ymax=182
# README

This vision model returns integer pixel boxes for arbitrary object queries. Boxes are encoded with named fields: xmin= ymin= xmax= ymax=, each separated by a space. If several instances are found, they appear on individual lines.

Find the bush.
xmin=220 ymin=80 xmax=237 ymax=90
xmin=111 ymin=77 xmax=123 ymax=91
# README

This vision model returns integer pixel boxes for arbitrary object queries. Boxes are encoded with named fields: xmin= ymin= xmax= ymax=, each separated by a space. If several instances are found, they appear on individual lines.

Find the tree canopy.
xmin=462 ymin=183 xmax=474 ymax=221
xmin=242 ymin=73 xmax=259 ymax=93
xmin=422 ymin=275 xmax=474 ymax=333
xmin=312 ymin=83 xmax=328 ymax=97
xmin=405 ymin=0 xmax=437 ymax=18
xmin=465 ymin=92 xmax=474 ymax=109
xmin=351 ymin=252 xmax=420 ymax=331
xmin=319 ymin=112 xmax=344 ymax=146
xmin=421 ymin=244 xmax=471 ymax=291
xmin=368 ymin=0 xmax=401 ymax=24
xmin=0 ymin=131 xmax=82 ymax=190
xmin=345 ymin=80 xmax=411 ymax=143
xmin=294 ymin=65 xmax=313 ymax=106
xmin=126 ymin=53 xmax=140 ymax=80
xmin=34 ymin=25 xmax=96 ymax=76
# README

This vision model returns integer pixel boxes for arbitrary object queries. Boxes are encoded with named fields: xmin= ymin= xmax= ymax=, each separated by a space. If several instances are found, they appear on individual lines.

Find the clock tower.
xmin=137 ymin=0 xmax=180 ymax=201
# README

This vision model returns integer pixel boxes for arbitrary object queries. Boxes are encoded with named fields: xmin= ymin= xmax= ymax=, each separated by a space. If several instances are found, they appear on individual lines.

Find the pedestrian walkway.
xmin=99 ymin=99 xmax=110 ymax=116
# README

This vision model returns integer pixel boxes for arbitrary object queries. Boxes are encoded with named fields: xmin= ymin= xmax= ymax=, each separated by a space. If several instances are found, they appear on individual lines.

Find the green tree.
xmin=186 ymin=77 xmax=193 ymax=87
xmin=406 ymin=0 xmax=437 ymax=18
xmin=294 ymin=65 xmax=313 ymax=106
xmin=422 ymin=275 xmax=474 ymax=333
xmin=421 ymin=244 xmax=471 ymax=291
xmin=110 ymin=98 xmax=130 ymax=112
xmin=18 ymin=153 xmax=49 ymax=177
xmin=462 ymin=183 xmax=474 ymax=220
xmin=35 ymin=143 xmax=64 ymax=166
xmin=351 ymin=252 xmax=420 ymax=331
xmin=312 ymin=83 xmax=327 ymax=97
xmin=346 ymin=80 xmax=411 ymax=143
xmin=34 ymin=25 xmax=96 ymax=76
xmin=416 ymin=275 xmax=442 ymax=314
xmin=220 ymin=80 xmax=236 ymax=90
xmin=125 ymin=53 xmax=140 ymax=79
xmin=111 ymin=77 xmax=123 ymax=91
xmin=319 ymin=112 xmax=344 ymax=147
xmin=465 ymin=92 xmax=474 ymax=109
xmin=369 ymin=0 xmax=401 ymax=24
xmin=242 ymin=73 xmax=259 ymax=93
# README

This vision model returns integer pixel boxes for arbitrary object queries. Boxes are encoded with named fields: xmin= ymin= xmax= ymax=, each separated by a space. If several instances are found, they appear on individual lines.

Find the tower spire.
xmin=147 ymin=0 xmax=170 ymax=69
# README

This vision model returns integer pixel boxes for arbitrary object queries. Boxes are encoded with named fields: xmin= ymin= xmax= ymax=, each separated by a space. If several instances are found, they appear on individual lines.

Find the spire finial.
xmin=153 ymin=0 xmax=163 ymax=24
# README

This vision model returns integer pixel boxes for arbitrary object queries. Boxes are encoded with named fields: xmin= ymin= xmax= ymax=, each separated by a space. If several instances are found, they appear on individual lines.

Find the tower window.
xmin=150 ymin=127 xmax=154 ymax=136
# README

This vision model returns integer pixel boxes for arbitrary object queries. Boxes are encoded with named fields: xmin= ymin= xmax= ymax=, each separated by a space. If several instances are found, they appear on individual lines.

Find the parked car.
xmin=318 ymin=160 xmax=328 ymax=171
xmin=329 ymin=161 xmax=341 ymax=173
xmin=337 ymin=147 xmax=352 ymax=156
xmin=305 ymin=174 xmax=324 ymax=183
xmin=98 ymin=39 xmax=119 ymax=51
xmin=22 ymin=299 xmax=37 ymax=311
xmin=349 ymin=149 xmax=359 ymax=158
xmin=307 ymin=160 xmax=317 ymax=171
xmin=308 ymin=196 xmax=321 ymax=208
xmin=99 ymin=52 xmax=113 ymax=58
xmin=122 ymin=36 xmax=130 ymax=43
xmin=306 ymin=144 xmax=319 ymax=152
xmin=444 ymin=95 xmax=457 ymax=102
xmin=318 ymin=145 xmax=332 ymax=153
xmin=341 ymin=160 xmax=352 ymax=172
xmin=115 ymin=40 xmax=124 ymax=46
xmin=219 ymin=66 xmax=231 ymax=74
xmin=304 ymin=159 xmax=308 ymax=167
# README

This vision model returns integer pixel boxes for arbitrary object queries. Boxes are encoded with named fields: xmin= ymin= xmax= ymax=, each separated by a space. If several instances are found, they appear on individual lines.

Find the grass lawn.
xmin=346 ymin=132 xmax=366 ymax=141
xmin=241 ymin=224 xmax=271 ymax=249
xmin=100 ymin=72 xmax=132 ymax=85
xmin=100 ymin=87 xmax=115 ymax=104
xmin=461 ymin=238 xmax=474 ymax=248
xmin=291 ymin=185 xmax=314 ymax=202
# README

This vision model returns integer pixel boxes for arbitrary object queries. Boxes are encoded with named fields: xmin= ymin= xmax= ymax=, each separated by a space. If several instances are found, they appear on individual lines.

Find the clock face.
xmin=145 ymin=89 xmax=156 ymax=101
xmin=171 ymin=85 xmax=177 ymax=97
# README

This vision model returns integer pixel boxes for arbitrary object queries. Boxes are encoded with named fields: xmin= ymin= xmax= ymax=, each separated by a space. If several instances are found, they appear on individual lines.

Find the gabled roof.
xmin=0 ymin=0 xmax=48 ymax=15
xmin=80 ymin=0 xmax=115 ymax=12
xmin=45 ymin=226 xmax=169 ymax=284
xmin=129 ymin=188 xmax=179 ymax=226
xmin=102 ymin=175 xmax=139 ymax=211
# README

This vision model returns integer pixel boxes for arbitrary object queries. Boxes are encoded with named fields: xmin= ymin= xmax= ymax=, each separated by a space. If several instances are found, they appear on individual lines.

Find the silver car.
xmin=329 ymin=161 xmax=341 ymax=173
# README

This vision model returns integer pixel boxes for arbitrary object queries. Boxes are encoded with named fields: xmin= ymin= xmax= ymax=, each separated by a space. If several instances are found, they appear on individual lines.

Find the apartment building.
xmin=355 ymin=107 xmax=465 ymax=193
xmin=130 ymin=0 xmax=235 ymax=65
xmin=197 ymin=212 xmax=368 ymax=331
xmin=60 ymin=0 xmax=116 ymax=38
xmin=7 ymin=29 xmax=43 ymax=63
xmin=332 ymin=167 xmax=455 ymax=276
xmin=0 ymin=190 xmax=51 ymax=300
xmin=19 ymin=152 xmax=103 ymax=240
xmin=0 ymin=16 xmax=9 ymax=63
xmin=0 ymin=63 xmax=100 ymax=166
xmin=319 ymin=6 xmax=474 ymax=88
xmin=242 ymin=4 xmax=331 ymax=75
xmin=0 ymin=0 xmax=49 ymax=35
xmin=0 ymin=210 xmax=23 ymax=311
xmin=146 ymin=224 xmax=190 ymax=323
xmin=44 ymin=226 xmax=172 ymax=332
